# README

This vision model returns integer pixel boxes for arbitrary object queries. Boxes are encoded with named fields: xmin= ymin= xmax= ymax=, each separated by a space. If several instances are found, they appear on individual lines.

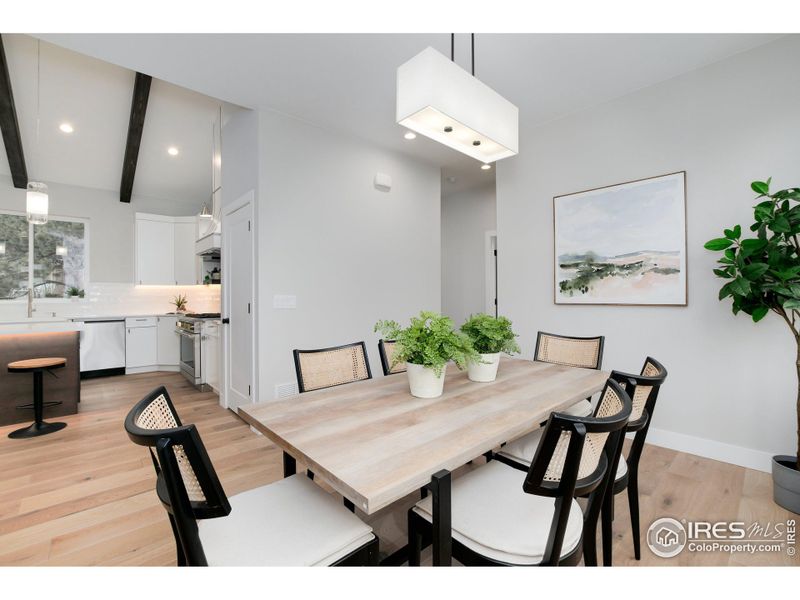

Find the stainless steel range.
xmin=176 ymin=313 xmax=220 ymax=389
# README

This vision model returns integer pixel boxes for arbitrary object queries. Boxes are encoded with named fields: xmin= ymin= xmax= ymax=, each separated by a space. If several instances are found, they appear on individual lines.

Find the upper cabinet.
xmin=173 ymin=221 xmax=197 ymax=285
xmin=135 ymin=213 xmax=198 ymax=285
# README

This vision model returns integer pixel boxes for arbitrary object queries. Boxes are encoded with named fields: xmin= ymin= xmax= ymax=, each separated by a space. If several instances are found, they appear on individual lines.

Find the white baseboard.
xmin=645 ymin=427 xmax=774 ymax=473
xmin=124 ymin=365 xmax=180 ymax=375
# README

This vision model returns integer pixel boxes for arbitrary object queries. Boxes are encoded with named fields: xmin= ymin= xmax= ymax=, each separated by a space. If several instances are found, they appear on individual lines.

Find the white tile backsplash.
xmin=0 ymin=282 xmax=221 ymax=320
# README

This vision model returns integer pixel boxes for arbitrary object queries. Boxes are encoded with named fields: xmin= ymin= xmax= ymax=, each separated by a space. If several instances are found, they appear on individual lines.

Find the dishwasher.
xmin=77 ymin=319 xmax=126 ymax=378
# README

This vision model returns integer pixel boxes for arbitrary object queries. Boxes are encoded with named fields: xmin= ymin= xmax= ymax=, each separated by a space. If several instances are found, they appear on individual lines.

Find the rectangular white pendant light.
xmin=396 ymin=47 xmax=518 ymax=163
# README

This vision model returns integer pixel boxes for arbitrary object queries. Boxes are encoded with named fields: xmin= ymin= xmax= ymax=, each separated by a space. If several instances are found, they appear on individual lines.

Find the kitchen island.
xmin=0 ymin=320 xmax=82 ymax=427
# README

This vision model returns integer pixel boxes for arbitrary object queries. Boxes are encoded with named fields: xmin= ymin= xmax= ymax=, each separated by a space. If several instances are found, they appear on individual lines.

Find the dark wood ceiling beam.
xmin=120 ymin=72 xmax=152 ymax=203
xmin=0 ymin=34 xmax=28 ymax=189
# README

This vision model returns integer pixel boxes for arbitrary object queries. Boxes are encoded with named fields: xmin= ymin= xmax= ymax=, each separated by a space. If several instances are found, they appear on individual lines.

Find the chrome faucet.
xmin=27 ymin=288 xmax=34 ymax=318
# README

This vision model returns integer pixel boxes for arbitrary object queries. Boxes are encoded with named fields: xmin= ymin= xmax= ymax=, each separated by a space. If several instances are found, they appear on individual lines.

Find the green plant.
xmin=66 ymin=287 xmax=84 ymax=298
xmin=172 ymin=293 xmax=188 ymax=312
xmin=704 ymin=178 xmax=800 ymax=468
xmin=375 ymin=311 xmax=479 ymax=376
xmin=460 ymin=313 xmax=521 ymax=355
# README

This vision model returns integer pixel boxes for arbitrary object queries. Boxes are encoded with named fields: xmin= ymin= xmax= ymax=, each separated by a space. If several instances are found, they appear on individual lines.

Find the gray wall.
xmin=496 ymin=36 xmax=800 ymax=470
xmin=255 ymin=110 xmax=442 ymax=399
xmin=0 ymin=175 xmax=202 ymax=283
xmin=441 ymin=183 xmax=497 ymax=326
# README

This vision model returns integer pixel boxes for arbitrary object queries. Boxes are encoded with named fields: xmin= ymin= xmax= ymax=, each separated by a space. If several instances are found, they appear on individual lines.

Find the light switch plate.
xmin=273 ymin=294 xmax=297 ymax=309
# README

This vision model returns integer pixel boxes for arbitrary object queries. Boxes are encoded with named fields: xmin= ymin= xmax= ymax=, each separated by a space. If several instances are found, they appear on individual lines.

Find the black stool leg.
xmin=8 ymin=369 xmax=67 ymax=439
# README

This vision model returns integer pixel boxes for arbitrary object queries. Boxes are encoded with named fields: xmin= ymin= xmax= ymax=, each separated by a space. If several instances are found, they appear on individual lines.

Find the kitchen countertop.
xmin=72 ymin=314 xmax=179 ymax=322
xmin=0 ymin=318 xmax=86 ymax=335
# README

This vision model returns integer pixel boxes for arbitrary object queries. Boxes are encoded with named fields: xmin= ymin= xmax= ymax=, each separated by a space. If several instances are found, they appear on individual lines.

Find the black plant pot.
xmin=772 ymin=455 xmax=800 ymax=515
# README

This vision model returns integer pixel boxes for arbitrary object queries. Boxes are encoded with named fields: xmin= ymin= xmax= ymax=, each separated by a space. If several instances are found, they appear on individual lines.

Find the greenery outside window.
xmin=0 ymin=211 xmax=89 ymax=300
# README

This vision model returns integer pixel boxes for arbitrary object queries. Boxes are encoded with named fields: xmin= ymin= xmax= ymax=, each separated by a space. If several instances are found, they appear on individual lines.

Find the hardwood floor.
xmin=0 ymin=371 xmax=795 ymax=566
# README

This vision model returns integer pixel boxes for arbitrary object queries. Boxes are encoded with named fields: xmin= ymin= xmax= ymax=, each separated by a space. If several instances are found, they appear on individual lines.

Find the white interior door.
xmin=222 ymin=192 xmax=254 ymax=411
xmin=485 ymin=231 xmax=498 ymax=316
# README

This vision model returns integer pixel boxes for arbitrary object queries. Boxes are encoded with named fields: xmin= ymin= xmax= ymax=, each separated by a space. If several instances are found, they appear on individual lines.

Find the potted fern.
xmin=704 ymin=178 xmax=800 ymax=514
xmin=460 ymin=314 xmax=521 ymax=382
xmin=375 ymin=311 xmax=478 ymax=398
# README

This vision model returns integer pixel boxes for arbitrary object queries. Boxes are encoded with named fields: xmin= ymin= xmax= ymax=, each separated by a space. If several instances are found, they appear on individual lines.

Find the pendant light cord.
xmin=471 ymin=33 xmax=475 ymax=76
xmin=35 ymin=39 xmax=41 ymax=180
xmin=449 ymin=33 xmax=476 ymax=77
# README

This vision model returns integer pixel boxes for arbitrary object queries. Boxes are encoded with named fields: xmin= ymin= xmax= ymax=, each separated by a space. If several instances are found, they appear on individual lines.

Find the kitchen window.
xmin=0 ymin=211 xmax=89 ymax=300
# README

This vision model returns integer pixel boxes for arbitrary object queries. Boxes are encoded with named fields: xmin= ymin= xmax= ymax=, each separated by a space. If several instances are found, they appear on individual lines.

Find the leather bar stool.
xmin=7 ymin=357 xmax=68 ymax=439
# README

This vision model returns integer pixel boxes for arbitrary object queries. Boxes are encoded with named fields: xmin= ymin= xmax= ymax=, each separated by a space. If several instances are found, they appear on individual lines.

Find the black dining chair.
xmin=407 ymin=378 xmax=631 ymax=566
xmin=378 ymin=339 xmax=406 ymax=376
xmin=124 ymin=386 xmax=379 ymax=566
xmin=602 ymin=357 xmax=668 ymax=565
xmin=293 ymin=341 xmax=372 ymax=392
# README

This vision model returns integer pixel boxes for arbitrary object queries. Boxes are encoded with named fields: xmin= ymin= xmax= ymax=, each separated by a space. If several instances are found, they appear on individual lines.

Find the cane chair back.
xmin=293 ymin=342 xmax=372 ymax=393
xmin=610 ymin=357 xmax=667 ymax=426
xmin=534 ymin=332 xmax=604 ymax=370
xmin=534 ymin=380 xmax=629 ymax=486
xmin=378 ymin=339 xmax=406 ymax=376
xmin=125 ymin=386 xmax=230 ymax=516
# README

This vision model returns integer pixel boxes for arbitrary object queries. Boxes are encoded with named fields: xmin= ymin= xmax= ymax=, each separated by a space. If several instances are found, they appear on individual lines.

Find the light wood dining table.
xmin=239 ymin=357 xmax=609 ymax=566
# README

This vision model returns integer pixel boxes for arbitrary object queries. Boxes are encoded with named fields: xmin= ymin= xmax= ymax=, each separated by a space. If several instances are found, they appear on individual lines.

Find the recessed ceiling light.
xmin=403 ymin=131 xmax=417 ymax=140
xmin=59 ymin=123 xmax=74 ymax=134
xmin=167 ymin=147 xmax=179 ymax=156
xmin=481 ymin=164 xmax=492 ymax=170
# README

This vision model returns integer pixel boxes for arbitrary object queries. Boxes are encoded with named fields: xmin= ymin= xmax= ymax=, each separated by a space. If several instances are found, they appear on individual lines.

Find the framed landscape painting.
xmin=553 ymin=171 xmax=687 ymax=305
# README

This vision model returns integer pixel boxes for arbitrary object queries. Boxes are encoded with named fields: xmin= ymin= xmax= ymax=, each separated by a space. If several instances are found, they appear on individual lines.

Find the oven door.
xmin=177 ymin=329 xmax=200 ymax=382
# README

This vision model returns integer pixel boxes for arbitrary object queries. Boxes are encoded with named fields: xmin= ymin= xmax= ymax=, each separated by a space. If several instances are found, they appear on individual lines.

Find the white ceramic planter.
xmin=406 ymin=362 xmax=447 ymax=398
xmin=468 ymin=352 xmax=501 ymax=382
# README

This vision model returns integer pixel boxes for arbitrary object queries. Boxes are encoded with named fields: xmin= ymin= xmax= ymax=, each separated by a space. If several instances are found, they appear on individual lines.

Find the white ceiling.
xmin=0 ymin=34 xmax=236 ymax=205
xmin=34 ymin=33 xmax=783 ymax=192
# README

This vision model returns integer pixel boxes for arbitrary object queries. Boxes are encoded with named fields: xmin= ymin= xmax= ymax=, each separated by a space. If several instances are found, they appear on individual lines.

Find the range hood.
xmin=196 ymin=109 xmax=222 ymax=259
xmin=196 ymin=230 xmax=220 ymax=257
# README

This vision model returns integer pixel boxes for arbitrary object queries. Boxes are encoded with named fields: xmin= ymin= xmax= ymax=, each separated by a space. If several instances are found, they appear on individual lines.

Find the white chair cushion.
xmin=497 ymin=399 xmax=593 ymax=467
xmin=198 ymin=474 xmax=374 ymax=566
xmin=413 ymin=461 xmax=583 ymax=565
xmin=616 ymin=456 xmax=627 ymax=481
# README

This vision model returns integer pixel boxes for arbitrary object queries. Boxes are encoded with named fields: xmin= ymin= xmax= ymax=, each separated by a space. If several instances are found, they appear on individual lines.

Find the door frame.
xmin=484 ymin=230 xmax=498 ymax=316
xmin=221 ymin=190 xmax=257 ymax=410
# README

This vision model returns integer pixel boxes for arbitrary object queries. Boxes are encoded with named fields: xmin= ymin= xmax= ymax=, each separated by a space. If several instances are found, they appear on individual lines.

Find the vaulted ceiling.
xmin=36 ymin=33 xmax=783 ymax=193
xmin=2 ymin=33 xmax=785 ymax=200
xmin=0 ymin=34 xmax=239 ymax=206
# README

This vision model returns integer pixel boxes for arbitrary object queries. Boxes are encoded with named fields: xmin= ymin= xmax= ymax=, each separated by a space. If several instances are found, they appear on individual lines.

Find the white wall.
xmin=0 ymin=175 xmax=203 ymax=283
xmin=441 ymin=183 xmax=497 ymax=326
xmin=221 ymin=109 xmax=260 ymax=209
xmin=255 ymin=110 xmax=441 ymax=399
xmin=496 ymin=36 xmax=800 ymax=471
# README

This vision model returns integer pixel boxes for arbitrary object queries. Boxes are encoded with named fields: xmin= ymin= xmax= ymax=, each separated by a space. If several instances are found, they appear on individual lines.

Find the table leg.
xmin=283 ymin=452 xmax=296 ymax=478
xmin=430 ymin=469 xmax=452 ymax=566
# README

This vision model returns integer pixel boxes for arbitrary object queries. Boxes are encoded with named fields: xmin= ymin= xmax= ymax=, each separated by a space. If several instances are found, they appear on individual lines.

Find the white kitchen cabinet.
xmin=126 ymin=318 xmax=158 ymax=370
xmin=173 ymin=221 xmax=197 ymax=285
xmin=135 ymin=214 xmax=198 ymax=286
xmin=135 ymin=217 xmax=174 ymax=285
xmin=202 ymin=320 xmax=221 ymax=393
xmin=157 ymin=316 xmax=180 ymax=367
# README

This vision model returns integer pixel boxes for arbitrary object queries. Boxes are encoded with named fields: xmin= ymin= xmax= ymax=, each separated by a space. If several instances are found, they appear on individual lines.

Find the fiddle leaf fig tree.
xmin=705 ymin=178 xmax=800 ymax=469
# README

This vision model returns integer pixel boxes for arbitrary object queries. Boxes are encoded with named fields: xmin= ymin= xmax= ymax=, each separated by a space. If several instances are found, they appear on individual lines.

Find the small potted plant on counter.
xmin=171 ymin=293 xmax=188 ymax=313
xmin=66 ymin=287 xmax=85 ymax=301
xmin=460 ymin=313 xmax=520 ymax=382
xmin=375 ymin=311 xmax=478 ymax=398
xmin=705 ymin=177 xmax=800 ymax=514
